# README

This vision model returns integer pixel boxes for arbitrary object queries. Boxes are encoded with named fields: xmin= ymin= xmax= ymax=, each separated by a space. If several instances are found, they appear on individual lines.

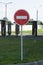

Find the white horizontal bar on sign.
xmin=16 ymin=16 xmax=27 ymax=19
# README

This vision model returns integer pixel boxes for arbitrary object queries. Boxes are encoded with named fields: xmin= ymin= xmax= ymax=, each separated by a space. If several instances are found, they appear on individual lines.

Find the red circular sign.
xmin=14 ymin=9 xmax=30 ymax=25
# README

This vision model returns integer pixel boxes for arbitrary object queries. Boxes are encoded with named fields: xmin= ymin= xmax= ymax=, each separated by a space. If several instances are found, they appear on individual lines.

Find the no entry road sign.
xmin=14 ymin=9 xmax=30 ymax=25
xmin=14 ymin=9 xmax=30 ymax=61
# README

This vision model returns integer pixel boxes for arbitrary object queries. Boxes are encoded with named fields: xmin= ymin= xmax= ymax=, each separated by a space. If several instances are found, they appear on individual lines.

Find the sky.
xmin=0 ymin=0 xmax=43 ymax=23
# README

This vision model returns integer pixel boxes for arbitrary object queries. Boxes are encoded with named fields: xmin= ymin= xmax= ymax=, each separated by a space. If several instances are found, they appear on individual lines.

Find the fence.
xmin=0 ymin=24 xmax=43 ymax=35
xmin=0 ymin=24 xmax=41 ymax=32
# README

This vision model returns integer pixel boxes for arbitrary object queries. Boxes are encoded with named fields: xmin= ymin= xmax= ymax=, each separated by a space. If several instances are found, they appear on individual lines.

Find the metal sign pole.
xmin=21 ymin=25 xmax=23 ymax=61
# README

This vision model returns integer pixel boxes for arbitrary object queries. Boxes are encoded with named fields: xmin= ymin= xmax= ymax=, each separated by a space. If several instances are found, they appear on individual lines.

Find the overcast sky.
xmin=0 ymin=0 xmax=43 ymax=23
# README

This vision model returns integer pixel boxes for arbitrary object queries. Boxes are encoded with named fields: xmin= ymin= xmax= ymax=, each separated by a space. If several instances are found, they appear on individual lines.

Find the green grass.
xmin=0 ymin=37 xmax=21 ymax=64
xmin=0 ymin=37 xmax=43 ymax=64
xmin=22 ymin=29 xmax=43 ymax=35
xmin=37 ymin=29 xmax=43 ymax=35
xmin=22 ymin=30 xmax=32 ymax=34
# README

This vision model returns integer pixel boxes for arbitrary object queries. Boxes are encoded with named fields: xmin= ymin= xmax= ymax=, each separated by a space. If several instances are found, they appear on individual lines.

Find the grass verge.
xmin=0 ymin=37 xmax=43 ymax=63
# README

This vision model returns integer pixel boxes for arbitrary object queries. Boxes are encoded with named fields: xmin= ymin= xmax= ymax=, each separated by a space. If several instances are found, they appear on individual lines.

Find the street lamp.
xmin=36 ymin=5 xmax=42 ymax=21
xmin=0 ymin=2 xmax=12 ymax=17
xmin=36 ymin=9 xmax=38 ymax=21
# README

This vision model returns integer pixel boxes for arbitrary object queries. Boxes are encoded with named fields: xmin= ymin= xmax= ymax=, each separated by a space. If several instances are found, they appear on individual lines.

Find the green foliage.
xmin=26 ymin=21 xmax=32 ymax=25
xmin=26 ymin=20 xmax=42 ymax=25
